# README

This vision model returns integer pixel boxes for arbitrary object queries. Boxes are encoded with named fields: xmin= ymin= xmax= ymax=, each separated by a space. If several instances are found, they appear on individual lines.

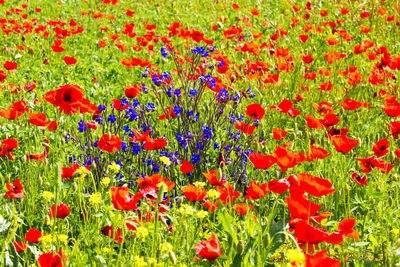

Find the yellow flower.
xmin=101 ymin=177 xmax=111 ymax=187
xmin=196 ymin=210 xmax=208 ymax=219
xmin=160 ymin=242 xmax=173 ymax=254
xmin=160 ymin=156 xmax=171 ymax=167
xmin=207 ymin=189 xmax=220 ymax=199
xmin=89 ymin=192 xmax=102 ymax=206
xmin=39 ymin=234 xmax=54 ymax=243
xmin=286 ymin=249 xmax=305 ymax=265
xmin=392 ymin=229 xmax=399 ymax=236
xmin=77 ymin=166 xmax=90 ymax=176
xmin=108 ymin=163 xmax=121 ymax=174
xmin=193 ymin=181 xmax=206 ymax=188
xmin=134 ymin=256 xmax=146 ymax=267
xmin=101 ymin=247 xmax=113 ymax=254
xmin=57 ymin=234 xmax=69 ymax=244
xmin=136 ymin=226 xmax=148 ymax=240
xmin=41 ymin=191 xmax=54 ymax=201
xmin=178 ymin=204 xmax=195 ymax=216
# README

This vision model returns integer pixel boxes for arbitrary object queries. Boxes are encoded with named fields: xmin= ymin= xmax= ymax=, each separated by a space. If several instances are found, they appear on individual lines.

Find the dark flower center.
xmin=64 ymin=94 xmax=72 ymax=102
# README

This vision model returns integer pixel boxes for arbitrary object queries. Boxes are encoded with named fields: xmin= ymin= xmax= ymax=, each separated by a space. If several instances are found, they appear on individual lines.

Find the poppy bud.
xmin=169 ymin=251 xmax=176 ymax=264
xmin=38 ymin=176 xmax=43 ymax=186
xmin=72 ymin=182 xmax=78 ymax=192
xmin=263 ymin=233 xmax=270 ymax=247
xmin=218 ymin=151 xmax=226 ymax=167
xmin=236 ymin=240 xmax=245 ymax=255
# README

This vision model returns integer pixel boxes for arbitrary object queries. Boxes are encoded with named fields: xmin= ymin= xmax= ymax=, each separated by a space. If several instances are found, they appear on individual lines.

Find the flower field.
xmin=1 ymin=0 xmax=400 ymax=266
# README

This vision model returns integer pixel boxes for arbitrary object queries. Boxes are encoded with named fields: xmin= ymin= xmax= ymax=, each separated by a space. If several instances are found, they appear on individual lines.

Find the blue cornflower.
xmin=191 ymin=154 xmax=200 ymax=164
xmin=173 ymin=105 xmax=182 ymax=115
xmin=78 ymin=120 xmax=87 ymax=132
xmin=174 ymin=89 xmax=181 ymax=98
xmin=108 ymin=115 xmax=117 ymax=123
xmin=190 ymin=89 xmax=198 ymax=96
xmin=161 ymin=45 xmax=168 ymax=58
xmin=121 ymin=142 xmax=127 ymax=151
xmin=146 ymin=103 xmax=156 ymax=112
xmin=123 ymin=125 xmax=131 ymax=133
xmin=98 ymin=105 xmax=107 ymax=112
xmin=132 ymin=144 xmax=141 ymax=155
xmin=214 ymin=143 xmax=219 ymax=150
xmin=120 ymin=98 xmax=129 ymax=106
xmin=132 ymin=99 xmax=140 ymax=108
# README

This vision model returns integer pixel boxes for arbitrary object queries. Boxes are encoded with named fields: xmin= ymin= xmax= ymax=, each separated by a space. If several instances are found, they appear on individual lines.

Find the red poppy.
xmin=182 ymin=185 xmax=208 ymax=201
xmin=112 ymin=99 xmax=130 ymax=111
xmin=25 ymin=228 xmax=42 ymax=243
xmin=272 ymin=127 xmax=287 ymax=140
xmin=63 ymin=56 xmax=77 ymax=65
xmin=274 ymin=146 xmax=306 ymax=172
xmin=0 ymin=138 xmax=19 ymax=160
xmin=139 ymin=185 xmax=158 ymax=200
xmin=4 ymin=179 xmax=24 ymax=199
xmin=306 ymin=145 xmax=331 ymax=161
xmin=302 ymin=53 xmax=314 ymax=63
xmin=38 ymin=250 xmax=68 ymax=267
xmin=268 ymin=178 xmax=290 ymax=194
xmin=286 ymin=193 xmax=321 ymax=219
xmin=246 ymin=103 xmax=265 ymax=120
xmin=4 ymin=61 xmax=18 ymax=70
xmin=49 ymin=203 xmax=70 ymax=219
xmin=101 ymin=226 xmax=124 ymax=243
xmin=270 ymin=99 xmax=301 ymax=117
xmin=295 ymin=221 xmax=328 ymax=250
xmin=143 ymin=137 xmax=168 ymax=150
xmin=13 ymin=241 xmax=28 ymax=252
xmin=0 ymin=70 xmax=7 ymax=82
xmin=218 ymin=183 xmax=241 ymax=204
xmin=129 ymin=129 xmax=151 ymax=142
xmin=296 ymin=173 xmax=335 ymax=197
xmin=0 ymin=109 xmax=23 ymax=120
xmin=43 ymin=84 xmax=96 ymax=114
xmin=389 ymin=121 xmax=400 ymax=139
xmin=98 ymin=134 xmax=122 ymax=153
xmin=125 ymin=84 xmax=141 ymax=98
xmin=371 ymin=157 xmax=393 ymax=174
xmin=201 ymin=200 xmax=219 ymax=213
xmin=235 ymin=122 xmax=255 ymax=135
xmin=338 ymin=218 xmax=359 ymax=241
xmin=159 ymin=107 xmax=177 ymax=120
xmin=110 ymin=187 xmax=143 ymax=210
xmin=233 ymin=203 xmax=253 ymax=216
xmin=137 ymin=174 xmax=175 ymax=192
xmin=372 ymin=138 xmax=389 ymax=157
xmin=330 ymin=134 xmax=358 ymax=153
xmin=396 ymin=148 xmax=400 ymax=159
xmin=28 ymin=113 xmax=51 ymax=127
xmin=305 ymin=250 xmax=340 ymax=267
xmin=319 ymin=113 xmax=340 ymax=128
xmin=305 ymin=114 xmax=323 ymax=129
xmin=245 ymin=180 xmax=269 ymax=200
xmin=203 ymin=170 xmax=225 ymax=186
xmin=355 ymin=156 xmax=375 ymax=173
xmin=193 ymin=234 xmax=222 ymax=261
xmin=249 ymin=153 xmax=277 ymax=169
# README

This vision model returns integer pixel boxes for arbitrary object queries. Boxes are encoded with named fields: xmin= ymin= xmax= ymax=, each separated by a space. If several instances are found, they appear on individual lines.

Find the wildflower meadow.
xmin=1 ymin=0 xmax=400 ymax=266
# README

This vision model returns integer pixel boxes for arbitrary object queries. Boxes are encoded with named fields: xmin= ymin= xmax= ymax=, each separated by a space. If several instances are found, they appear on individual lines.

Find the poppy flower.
xmin=246 ymin=103 xmax=265 ymax=120
xmin=129 ymin=129 xmax=151 ymax=142
xmin=268 ymin=178 xmax=290 ymax=194
xmin=372 ymin=138 xmax=389 ymax=157
xmin=13 ymin=241 xmax=28 ymax=252
xmin=305 ymin=250 xmax=340 ymax=267
xmin=295 ymin=221 xmax=328 ymax=247
xmin=330 ymin=134 xmax=358 ymax=153
xmin=101 ymin=226 xmax=124 ymax=243
xmin=396 ymin=148 xmax=400 ymax=159
xmin=125 ymin=84 xmax=141 ymax=98
xmin=201 ymin=200 xmax=219 ymax=213
xmin=0 ymin=138 xmax=19 ymax=160
xmin=338 ymin=218 xmax=359 ymax=241
xmin=139 ymin=185 xmax=158 ymax=200
xmin=63 ymin=56 xmax=77 ymax=65
xmin=249 ymin=153 xmax=277 ymax=169
xmin=98 ymin=134 xmax=122 ymax=153
xmin=49 ymin=203 xmax=70 ymax=219
xmin=137 ymin=174 xmax=175 ymax=192
xmin=270 ymin=99 xmax=301 ymax=117
xmin=3 ymin=61 xmax=18 ymax=70
xmin=110 ymin=187 xmax=143 ymax=210
xmin=235 ymin=122 xmax=255 ymax=134
xmin=274 ymin=146 xmax=306 ymax=172
xmin=0 ymin=109 xmax=23 ymax=120
xmin=245 ymin=180 xmax=269 ymax=200
xmin=143 ymin=137 xmax=168 ymax=150
xmin=4 ymin=179 xmax=24 ymax=199
xmin=25 ymin=228 xmax=42 ymax=243
xmin=388 ymin=121 xmax=400 ymax=139
xmin=272 ymin=128 xmax=287 ymax=140
xmin=193 ymin=234 xmax=222 ymax=261
xmin=286 ymin=193 xmax=321 ymax=219
xmin=233 ymin=203 xmax=253 ymax=216
xmin=43 ymin=84 xmax=96 ymax=114
xmin=38 ymin=250 xmax=68 ymax=267
xmin=319 ymin=113 xmax=340 ymax=128
xmin=218 ymin=183 xmax=241 ymax=204
xmin=182 ymin=185 xmax=208 ymax=201
xmin=302 ymin=53 xmax=314 ymax=63
xmin=28 ymin=113 xmax=51 ymax=127
xmin=371 ymin=157 xmax=393 ymax=174
xmin=306 ymin=145 xmax=331 ymax=161
xmin=203 ymin=170 xmax=225 ymax=186
xmin=305 ymin=114 xmax=323 ymax=129
xmin=296 ymin=173 xmax=335 ymax=197
xmin=159 ymin=107 xmax=177 ymax=120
